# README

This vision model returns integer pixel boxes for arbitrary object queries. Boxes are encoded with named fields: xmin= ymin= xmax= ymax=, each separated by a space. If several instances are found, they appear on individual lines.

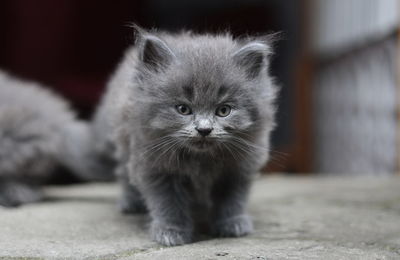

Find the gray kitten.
xmin=0 ymin=71 xmax=112 ymax=207
xmin=93 ymin=28 xmax=278 ymax=246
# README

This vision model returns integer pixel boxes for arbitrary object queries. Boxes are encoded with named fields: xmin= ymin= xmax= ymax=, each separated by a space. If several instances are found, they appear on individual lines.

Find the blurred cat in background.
xmin=93 ymin=27 xmax=278 ymax=246
xmin=0 ymin=71 xmax=113 ymax=207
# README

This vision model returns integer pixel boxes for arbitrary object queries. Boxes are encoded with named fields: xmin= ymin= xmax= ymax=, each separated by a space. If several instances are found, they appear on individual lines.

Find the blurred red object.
xmin=0 ymin=0 xmax=139 ymax=117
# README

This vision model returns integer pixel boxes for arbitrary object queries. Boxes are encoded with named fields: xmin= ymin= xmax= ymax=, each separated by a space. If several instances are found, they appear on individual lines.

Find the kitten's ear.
xmin=233 ymin=42 xmax=272 ymax=79
xmin=138 ymin=34 xmax=176 ymax=71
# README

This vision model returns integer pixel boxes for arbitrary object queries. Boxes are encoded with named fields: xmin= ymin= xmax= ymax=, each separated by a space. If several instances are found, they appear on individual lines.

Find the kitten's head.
xmin=129 ymin=29 xmax=278 ymax=155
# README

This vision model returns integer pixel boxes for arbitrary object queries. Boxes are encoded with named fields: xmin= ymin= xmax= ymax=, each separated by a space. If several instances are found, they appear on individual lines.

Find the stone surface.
xmin=0 ymin=176 xmax=400 ymax=259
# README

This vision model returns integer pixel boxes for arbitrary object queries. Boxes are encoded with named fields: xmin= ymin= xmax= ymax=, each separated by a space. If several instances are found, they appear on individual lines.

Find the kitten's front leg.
xmin=142 ymin=174 xmax=193 ymax=246
xmin=211 ymin=173 xmax=253 ymax=237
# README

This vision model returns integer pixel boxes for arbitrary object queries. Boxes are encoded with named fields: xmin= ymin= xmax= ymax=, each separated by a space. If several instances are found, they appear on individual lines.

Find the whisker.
xmin=138 ymin=136 xmax=175 ymax=158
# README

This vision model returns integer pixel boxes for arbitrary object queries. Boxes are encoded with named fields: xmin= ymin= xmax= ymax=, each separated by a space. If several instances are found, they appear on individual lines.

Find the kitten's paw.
xmin=213 ymin=214 xmax=253 ymax=237
xmin=0 ymin=182 xmax=43 ymax=207
xmin=118 ymin=197 xmax=147 ymax=214
xmin=150 ymin=222 xmax=192 ymax=246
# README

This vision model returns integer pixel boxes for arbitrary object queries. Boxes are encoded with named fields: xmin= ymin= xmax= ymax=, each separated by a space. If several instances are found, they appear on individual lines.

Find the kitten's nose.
xmin=195 ymin=127 xmax=213 ymax=137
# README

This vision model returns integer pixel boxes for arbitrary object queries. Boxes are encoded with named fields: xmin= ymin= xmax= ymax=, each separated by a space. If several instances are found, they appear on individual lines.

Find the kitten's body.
xmin=94 ymin=29 xmax=278 ymax=245
xmin=0 ymin=71 xmax=112 ymax=207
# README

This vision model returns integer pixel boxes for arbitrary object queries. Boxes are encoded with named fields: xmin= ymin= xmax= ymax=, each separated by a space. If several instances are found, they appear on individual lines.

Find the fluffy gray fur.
xmin=0 ymin=71 xmax=112 ymax=207
xmin=93 ymin=28 xmax=278 ymax=246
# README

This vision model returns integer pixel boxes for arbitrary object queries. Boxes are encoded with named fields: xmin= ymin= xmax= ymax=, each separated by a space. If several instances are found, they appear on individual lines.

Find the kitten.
xmin=0 ymin=71 xmax=113 ymax=207
xmin=93 ymin=27 xmax=278 ymax=246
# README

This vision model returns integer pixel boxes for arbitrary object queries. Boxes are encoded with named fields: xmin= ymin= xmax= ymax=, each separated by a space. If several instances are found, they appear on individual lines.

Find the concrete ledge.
xmin=1 ymin=176 xmax=400 ymax=259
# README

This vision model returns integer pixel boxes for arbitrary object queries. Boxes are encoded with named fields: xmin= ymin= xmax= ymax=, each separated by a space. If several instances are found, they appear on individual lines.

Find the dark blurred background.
xmin=1 ymin=0 xmax=398 ymax=175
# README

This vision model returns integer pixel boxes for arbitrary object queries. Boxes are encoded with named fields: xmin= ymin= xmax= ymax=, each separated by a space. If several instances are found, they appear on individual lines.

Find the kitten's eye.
xmin=216 ymin=105 xmax=231 ymax=117
xmin=176 ymin=104 xmax=192 ymax=115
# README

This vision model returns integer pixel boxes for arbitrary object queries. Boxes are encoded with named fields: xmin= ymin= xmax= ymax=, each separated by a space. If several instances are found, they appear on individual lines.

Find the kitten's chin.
xmin=187 ymin=138 xmax=215 ymax=152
